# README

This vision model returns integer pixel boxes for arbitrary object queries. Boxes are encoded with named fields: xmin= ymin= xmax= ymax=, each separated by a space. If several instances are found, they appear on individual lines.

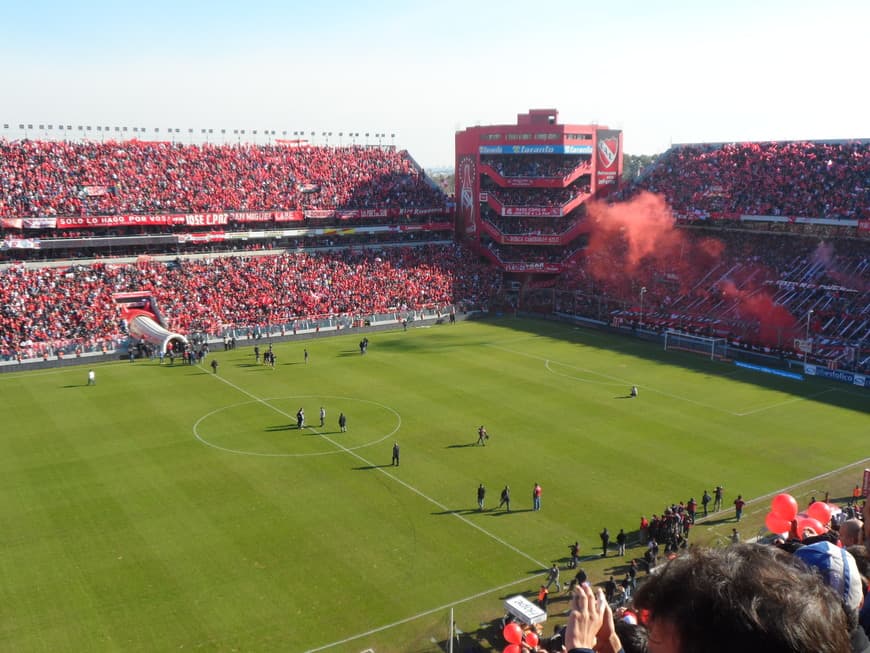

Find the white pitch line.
xmin=734 ymin=388 xmax=837 ymax=416
xmin=488 ymin=343 xmax=740 ymax=415
xmin=303 ymin=574 xmax=531 ymax=653
xmin=695 ymin=452 xmax=870 ymax=530
xmin=494 ymin=343 xmax=843 ymax=419
xmin=206 ymin=371 xmax=547 ymax=568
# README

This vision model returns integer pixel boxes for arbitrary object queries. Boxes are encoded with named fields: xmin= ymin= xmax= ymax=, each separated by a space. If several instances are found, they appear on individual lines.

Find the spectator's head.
xmin=615 ymin=619 xmax=649 ymax=653
xmin=794 ymin=540 xmax=864 ymax=630
xmin=633 ymin=543 xmax=849 ymax=653
xmin=840 ymin=518 xmax=864 ymax=547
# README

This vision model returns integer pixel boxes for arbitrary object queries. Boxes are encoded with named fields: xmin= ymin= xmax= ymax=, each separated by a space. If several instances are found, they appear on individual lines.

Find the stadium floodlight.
xmin=640 ymin=287 xmax=647 ymax=325
xmin=66 ymin=125 xmax=72 ymax=131
xmin=804 ymin=309 xmax=814 ymax=363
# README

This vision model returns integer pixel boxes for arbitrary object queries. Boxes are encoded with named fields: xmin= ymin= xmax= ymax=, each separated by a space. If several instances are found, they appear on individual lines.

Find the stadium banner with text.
xmin=502 ymin=261 xmax=562 ymax=273
xmin=859 ymin=219 xmax=870 ymax=234
xmin=182 ymin=213 xmax=230 ymax=227
xmin=501 ymin=234 xmax=563 ymax=245
xmin=176 ymin=232 xmax=226 ymax=244
xmin=231 ymin=210 xmax=304 ymax=223
xmin=57 ymin=214 xmax=182 ymax=228
xmin=803 ymin=364 xmax=869 ymax=388
xmin=1 ymin=238 xmax=41 ymax=250
xmin=8 ymin=208 xmax=445 ymax=230
xmin=304 ymin=210 xmax=335 ymax=220
xmin=502 ymin=206 xmax=563 ymax=217
xmin=479 ymin=145 xmax=593 ymax=155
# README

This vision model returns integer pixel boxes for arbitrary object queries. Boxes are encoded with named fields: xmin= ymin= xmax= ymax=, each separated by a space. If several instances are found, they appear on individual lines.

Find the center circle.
xmin=193 ymin=395 xmax=402 ymax=457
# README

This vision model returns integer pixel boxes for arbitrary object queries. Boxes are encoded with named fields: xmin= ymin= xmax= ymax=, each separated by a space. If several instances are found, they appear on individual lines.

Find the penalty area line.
xmin=489 ymin=343 xmax=740 ymax=416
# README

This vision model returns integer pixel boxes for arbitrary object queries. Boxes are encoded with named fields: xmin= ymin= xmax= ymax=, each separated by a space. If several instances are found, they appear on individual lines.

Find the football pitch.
xmin=2 ymin=317 xmax=868 ymax=652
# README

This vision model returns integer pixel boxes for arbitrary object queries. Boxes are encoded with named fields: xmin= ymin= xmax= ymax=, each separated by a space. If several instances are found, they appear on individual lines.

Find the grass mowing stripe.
xmin=206 ymin=371 xmax=548 ymax=571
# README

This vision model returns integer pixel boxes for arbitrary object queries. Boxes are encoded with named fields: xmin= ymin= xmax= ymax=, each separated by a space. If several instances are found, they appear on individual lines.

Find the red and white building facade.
xmin=455 ymin=109 xmax=622 ymax=281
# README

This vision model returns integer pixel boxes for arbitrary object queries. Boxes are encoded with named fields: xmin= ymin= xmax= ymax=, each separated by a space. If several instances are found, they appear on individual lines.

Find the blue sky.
xmin=2 ymin=0 xmax=867 ymax=168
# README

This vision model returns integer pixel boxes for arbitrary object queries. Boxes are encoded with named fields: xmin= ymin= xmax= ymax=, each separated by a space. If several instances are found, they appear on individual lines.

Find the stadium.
xmin=1 ymin=104 xmax=869 ymax=653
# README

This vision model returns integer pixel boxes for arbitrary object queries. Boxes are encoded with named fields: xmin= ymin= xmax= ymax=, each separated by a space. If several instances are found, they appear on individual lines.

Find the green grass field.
xmin=2 ymin=317 xmax=868 ymax=652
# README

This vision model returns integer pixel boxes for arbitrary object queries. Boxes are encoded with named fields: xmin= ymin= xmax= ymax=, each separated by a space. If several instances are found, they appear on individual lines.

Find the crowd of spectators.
xmin=481 ymin=154 xmax=589 ymax=179
xmin=0 ymin=243 xmax=500 ymax=361
xmin=0 ymin=139 xmax=445 ymax=218
xmin=539 ymin=492 xmax=870 ymax=653
xmin=481 ymin=178 xmax=590 ymax=207
xmin=481 ymin=207 xmax=577 ymax=236
xmin=553 ymin=228 xmax=869 ymax=369
xmin=630 ymin=140 xmax=870 ymax=220
xmin=484 ymin=239 xmax=582 ymax=265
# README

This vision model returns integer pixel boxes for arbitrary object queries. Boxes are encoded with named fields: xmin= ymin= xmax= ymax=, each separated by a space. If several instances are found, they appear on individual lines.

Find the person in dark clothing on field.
xmin=498 ymin=485 xmax=511 ymax=512
xmin=702 ymin=489 xmax=711 ymax=517
xmin=600 ymin=528 xmax=610 ymax=557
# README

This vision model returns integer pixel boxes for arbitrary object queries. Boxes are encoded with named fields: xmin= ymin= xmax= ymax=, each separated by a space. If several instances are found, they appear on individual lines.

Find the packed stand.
xmin=481 ymin=154 xmax=590 ymax=179
xmin=481 ymin=178 xmax=590 ymax=207
xmin=0 ymin=140 xmax=446 ymax=218
xmin=0 ymin=244 xmax=501 ymax=361
xmin=630 ymin=140 xmax=870 ymax=220
xmin=554 ymin=228 xmax=870 ymax=369
xmin=481 ymin=207 xmax=577 ymax=236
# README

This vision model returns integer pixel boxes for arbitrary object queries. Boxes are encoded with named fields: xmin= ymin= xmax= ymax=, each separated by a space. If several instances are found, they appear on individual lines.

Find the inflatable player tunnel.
xmin=113 ymin=291 xmax=188 ymax=355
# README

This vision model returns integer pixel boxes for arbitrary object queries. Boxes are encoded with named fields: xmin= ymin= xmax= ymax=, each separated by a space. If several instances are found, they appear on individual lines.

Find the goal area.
xmin=663 ymin=330 xmax=730 ymax=361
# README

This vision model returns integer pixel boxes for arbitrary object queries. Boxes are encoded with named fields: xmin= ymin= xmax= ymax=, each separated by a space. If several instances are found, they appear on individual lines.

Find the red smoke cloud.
xmin=576 ymin=191 xmax=799 ymax=346
xmin=582 ymin=191 xmax=723 ymax=296
xmin=719 ymin=280 xmax=798 ymax=344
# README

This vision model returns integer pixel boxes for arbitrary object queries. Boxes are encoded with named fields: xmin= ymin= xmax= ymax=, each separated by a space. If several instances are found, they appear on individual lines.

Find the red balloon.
xmin=503 ymin=646 xmax=522 ymax=653
xmin=796 ymin=516 xmax=826 ymax=539
xmin=503 ymin=622 xmax=523 ymax=645
xmin=525 ymin=630 xmax=540 ymax=648
xmin=807 ymin=501 xmax=833 ymax=525
xmin=770 ymin=493 xmax=798 ymax=521
xmin=765 ymin=511 xmax=791 ymax=534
